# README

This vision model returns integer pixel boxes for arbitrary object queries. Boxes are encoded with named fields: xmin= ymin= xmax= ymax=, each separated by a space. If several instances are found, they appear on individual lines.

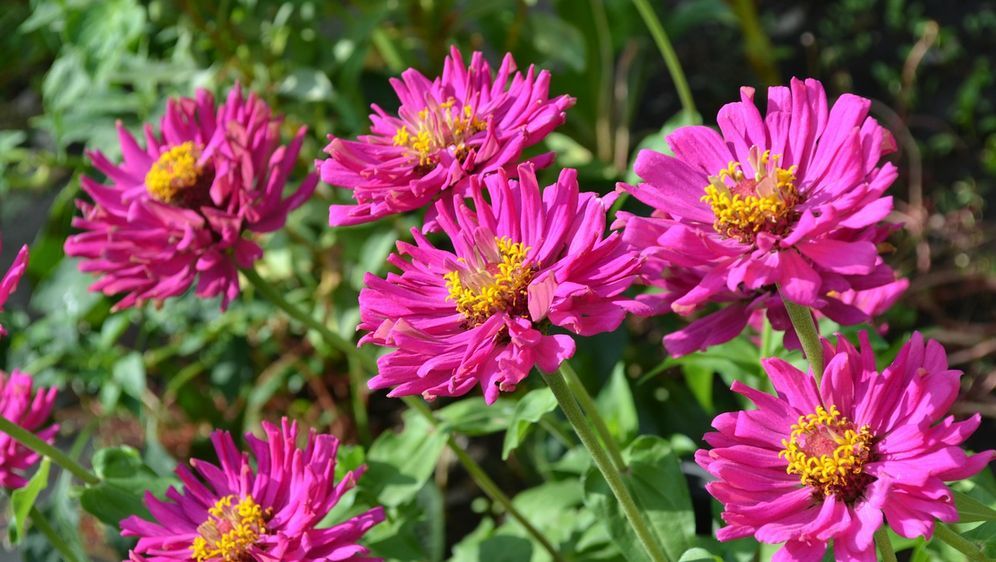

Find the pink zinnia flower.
xmin=617 ymin=78 xmax=901 ymax=356
xmin=359 ymin=164 xmax=644 ymax=403
xmin=0 ymin=370 xmax=58 ymax=489
xmin=696 ymin=332 xmax=994 ymax=561
xmin=320 ymin=46 xmax=575 ymax=227
xmin=121 ymin=418 xmax=384 ymax=561
xmin=0 ymin=240 xmax=28 ymax=337
xmin=65 ymin=85 xmax=318 ymax=310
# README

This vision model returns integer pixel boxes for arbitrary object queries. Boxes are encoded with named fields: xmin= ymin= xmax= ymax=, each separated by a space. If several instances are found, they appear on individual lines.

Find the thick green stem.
xmin=934 ymin=523 xmax=989 ymax=561
xmin=778 ymin=287 xmax=825 ymax=383
xmin=559 ymin=361 xmax=626 ymax=472
xmin=873 ymin=527 xmax=898 ymax=562
xmin=631 ymin=0 xmax=697 ymax=120
xmin=241 ymin=267 xmax=376 ymax=372
xmin=402 ymin=397 xmax=567 ymax=562
xmin=547 ymin=365 xmax=670 ymax=562
xmin=0 ymin=416 xmax=99 ymax=485
xmin=30 ymin=506 xmax=82 ymax=562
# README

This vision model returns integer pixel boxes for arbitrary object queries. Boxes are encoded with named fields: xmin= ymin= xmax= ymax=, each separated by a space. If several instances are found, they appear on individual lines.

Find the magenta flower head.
xmin=64 ymin=85 xmax=318 ymax=310
xmin=121 ymin=418 xmax=384 ymax=561
xmin=617 ymin=78 xmax=901 ymax=355
xmin=320 ymin=45 xmax=575 ymax=227
xmin=696 ymin=332 xmax=994 ymax=561
xmin=0 ymin=239 xmax=28 ymax=337
xmin=359 ymin=163 xmax=644 ymax=403
xmin=0 ymin=370 xmax=58 ymax=489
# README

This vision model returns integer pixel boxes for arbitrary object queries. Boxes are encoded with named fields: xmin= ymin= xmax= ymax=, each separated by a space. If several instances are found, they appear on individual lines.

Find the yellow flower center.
xmin=779 ymin=405 xmax=875 ymax=502
xmin=444 ymin=236 xmax=534 ymax=327
xmin=190 ymin=495 xmax=269 ymax=562
xmin=145 ymin=141 xmax=210 ymax=206
xmin=393 ymin=98 xmax=486 ymax=170
xmin=700 ymin=147 xmax=801 ymax=244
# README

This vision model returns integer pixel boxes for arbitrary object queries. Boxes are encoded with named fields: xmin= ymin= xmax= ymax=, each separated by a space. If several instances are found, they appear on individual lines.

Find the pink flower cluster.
xmin=122 ymin=419 xmax=384 ymax=561
xmin=0 ymin=238 xmax=28 ymax=337
xmin=697 ymin=332 xmax=992 ymax=561
xmin=617 ymin=78 xmax=904 ymax=355
xmin=321 ymin=46 xmax=574 ymax=227
xmin=0 ymin=370 xmax=58 ymax=489
xmin=65 ymin=86 xmax=317 ymax=310
xmin=360 ymin=164 xmax=644 ymax=403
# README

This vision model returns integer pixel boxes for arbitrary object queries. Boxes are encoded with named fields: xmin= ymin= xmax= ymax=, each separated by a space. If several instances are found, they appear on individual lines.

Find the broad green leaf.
xmin=583 ymin=436 xmax=695 ymax=562
xmin=437 ymin=397 xmax=516 ymax=436
xmin=955 ymin=490 xmax=996 ymax=523
xmin=79 ymin=446 xmax=172 ymax=526
xmin=364 ymin=410 xmax=448 ymax=507
xmin=9 ymin=458 xmax=50 ymax=543
xmin=595 ymin=363 xmax=639 ymax=443
xmin=502 ymin=387 xmax=559 ymax=460
xmin=79 ymin=480 xmax=151 ymax=526
xmin=508 ymin=480 xmax=584 ymax=546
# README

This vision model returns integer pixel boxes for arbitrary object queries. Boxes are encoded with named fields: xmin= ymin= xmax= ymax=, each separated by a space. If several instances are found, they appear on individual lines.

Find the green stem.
xmin=241 ymin=267 xmax=376 ymax=371
xmin=547 ymin=365 xmax=670 ymax=562
xmin=402 ymin=397 xmax=567 ymax=562
xmin=778 ymin=286 xmax=825 ymax=383
xmin=934 ymin=523 xmax=990 ymax=561
xmin=727 ymin=0 xmax=781 ymax=86
xmin=348 ymin=354 xmax=371 ymax=446
xmin=559 ymin=361 xmax=626 ymax=472
xmin=873 ymin=526 xmax=898 ymax=562
xmin=0 ymin=416 xmax=99 ymax=485
xmin=631 ymin=0 xmax=697 ymax=119
xmin=30 ymin=506 xmax=82 ymax=562
xmin=759 ymin=314 xmax=774 ymax=360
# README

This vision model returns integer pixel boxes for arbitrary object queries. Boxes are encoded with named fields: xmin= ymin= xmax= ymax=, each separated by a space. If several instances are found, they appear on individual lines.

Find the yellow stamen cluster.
xmin=191 ymin=495 xmax=269 ymax=562
xmin=700 ymin=149 xmax=800 ymax=244
xmin=393 ymin=99 xmax=486 ymax=169
xmin=444 ymin=237 xmax=533 ymax=327
xmin=145 ymin=141 xmax=205 ymax=205
xmin=779 ymin=405 xmax=875 ymax=501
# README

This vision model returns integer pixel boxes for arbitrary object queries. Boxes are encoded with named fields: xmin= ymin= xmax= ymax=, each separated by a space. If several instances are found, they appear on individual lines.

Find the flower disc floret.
xmin=145 ymin=141 xmax=211 ymax=206
xmin=779 ymin=405 xmax=874 ymax=502
xmin=191 ymin=494 xmax=269 ymax=562
xmin=444 ymin=236 xmax=534 ymax=326
xmin=701 ymin=149 xmax=801 ymax=243
xmin=393 ymin=100 xmax=486 ymax=171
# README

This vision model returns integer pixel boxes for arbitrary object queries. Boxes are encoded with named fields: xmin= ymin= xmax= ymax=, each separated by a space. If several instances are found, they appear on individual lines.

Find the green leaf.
xmin=79 ymin=446 xmax=172 ymax=526
xmin=436 ymin=397 xmax=516 ymax=436
xmin=583 ymin=436 xmax=695 ymax=562
xmin=955 ymin=490 xmax=996 ymax=523
xmin=502 ymin=387 xmax=559 ymax=460
xmin=678 ymin=547 xmax=722 ymax=562
xmin=9 ymin=458 xmax=50 ymax=543
xmin=364 ymin=410 xmax=448 ymax=507
xmin=79 ymin=480 xmax=151 ymax=527
xmin=596 ymin=363 xmax=639 ymax=443
xmin=113 ymin=351 xmax=147 ymax=401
